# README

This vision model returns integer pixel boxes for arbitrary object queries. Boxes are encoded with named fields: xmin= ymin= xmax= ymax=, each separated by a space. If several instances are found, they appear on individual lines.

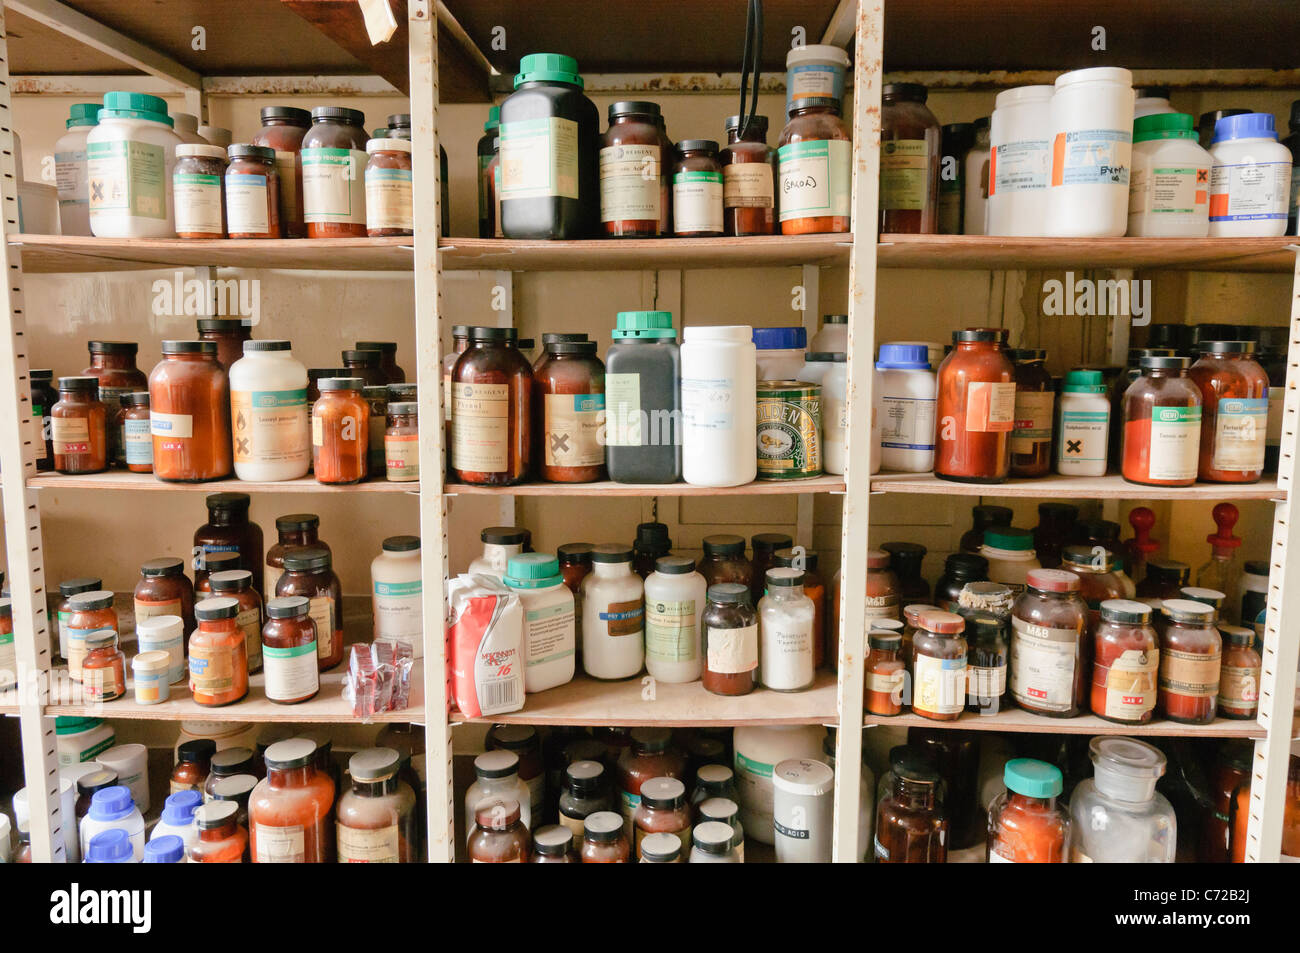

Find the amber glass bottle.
xmin=51 ymin=376 xmax=108 ymax=474
xmin=879 ymin=83 xmax=941 ymax=234
xmin=935 ymin=329 xmax=1015 ymax=483
xmin=149 ymin=341 xmax=232 ymax=482
xmin=600 ymin=101 xmax=670 ymax=237
xmin=1007 ymin=348 xmax=1053 ymax=478
xmin=533 ymin=340 xmax=606 ymax=483
xmin=451 ymin=327 xmax=532 ymax=486
xmin=777 ymin=100 xmax=851 ymax=235
xmin=311 ymin=377 xmax=369 ymax=485
xmin=721 ymin=114 xmax=777 ymax=236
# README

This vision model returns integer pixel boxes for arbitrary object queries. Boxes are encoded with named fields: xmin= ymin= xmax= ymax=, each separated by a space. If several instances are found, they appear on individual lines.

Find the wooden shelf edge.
xmin=864 ymin=710 xmax=1264 ymax=738
xmin=446 ymin=476 xmax=846 ymax=497
xmin=27 ymin=472 xmax=419 ymax=494
xmin=871 ymin=471 xmax=1285 ymax=502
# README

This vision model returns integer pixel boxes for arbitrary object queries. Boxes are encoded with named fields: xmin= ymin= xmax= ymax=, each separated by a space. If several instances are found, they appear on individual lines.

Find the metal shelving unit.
xmin=2 ymin=0 xmax=1297 ymax=863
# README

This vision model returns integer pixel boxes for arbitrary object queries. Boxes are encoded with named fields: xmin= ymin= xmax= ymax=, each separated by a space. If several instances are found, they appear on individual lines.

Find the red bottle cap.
xmin=1207 ymin=502 xmax=1242 ymax=552
xmin=1127 ymin=507 xmax=1160 ymax=556
xmin=1026 ymin=568 xmax=1080 ymax=593
xmin=866 ymin=550 xmax=891 ymax=570
xmin=916 ymin=608 xmax=965 ymax=634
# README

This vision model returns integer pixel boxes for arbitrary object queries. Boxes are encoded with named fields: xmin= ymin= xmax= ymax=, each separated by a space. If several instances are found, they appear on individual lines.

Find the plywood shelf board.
xmin=447 ymin=475 xmax=846 ymax=497
xmin=28 ymin=471 xmax=418 ymax=494
xmin=870 ymin=472 xmax=1285 ymax=502
xmin=866 ymin=709 xmax=1264 ymax=739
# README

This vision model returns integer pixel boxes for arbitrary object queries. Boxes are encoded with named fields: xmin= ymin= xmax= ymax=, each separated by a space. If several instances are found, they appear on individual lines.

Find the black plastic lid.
xmin=266 ymin=595 xmax=310 ymax=619
xmin=635 ymin=522 xmax=671 ymax=550
xmin=355 ymin=340 xmax=398 ymax=354
xmin=282 ymin=547 xmax=332 ymax=573
xmin=468 ymin=326 xmax=518 ymax=343
xmin=178 ymin=739 xmax=217 ymax=764
xmin=517 ymin=338 xmax=535 ymax=351
xmin=264 ymin=738 xmax=319 ymax=771
xmin=206 ymin=491 xmax=250 ymax=513
xmin=362 ymin=386 xmax=389 ymax=399
xmin=751 ymin=533 xmax=793 ymax=554
xmin=631 ymin=727 xmax=672 ymax=753
xmin=890 ymin=745 xmax=941 ymax=783
xmin=161 ymin=340 xmax=217 ymax=355
xmin=1145 ymin=559 xmax=1189 ymax=584
xmin=388 ymin=384 xmax=418 ymax=400
xmin=1099 ymin=599 xmax=1152 ymax=624
xmin=29 ymin=368 xmax=53 ymax=381
xmin=1198 ymin=339 xmax=1256 ymax=355
xmin=608 ymin=100 xmax=661 ymax=119
xmin=638 ymin=777 xmax=685 ymax=810
xmin=774 ymin=548 xmax=819 ymax=572
xmin=386 ymin=113 xmax=411 ymax=129
xmin=209 ymin=569 xmax=252 ymax=592
xmin=882 ymin=541 xmax=926 ymax=560
xmin=317 ymin=377 xmax=365 ymax=392
xmin=943 ymin=552 xmax=988 ymax=577
xmin=227 ymin=143 xmax=275 ymax=161
xmin=122 ymin=391 xmax=150 ymax=407
xmin=481 ymin=526 xmax=529 ymax=545
xmin=676 ymin=139 xmax=719 ymax=155
xmin=766 ymin=567 xmax=805 ymax=588
xmin=451 ymin=325 xmax=471 ymax=338
xmin=707 ymin=582 xmax=751 ymax=605
xmin=342 ymin=349 xmax=382 ymax=365
xmin=383 ymin=535 xmax=420 ymax=553
xmin=590 ymin=543 xmax=633 ymax=564
xmin=542 ymin=333 xmax=588 ymax=347
xmin=87 ymin=340 xmax=138 ymax=355
xmin=196 ymin=318 xmax=247 ymax=333
xmin=69 ymin=590 xmax=114 ymax=611
xmin=59 ymin=577 xmax=101 ymax=598
xmin=869 ymin=631 xmax=902 ymax=650
xmin=563 ymin=759 xmax=605 ymax=795
xmin=556 ymin=542 xmax=594 ymax=564
xmin=308 ymin=367 xmax=349 ymax=381
xmin=883 ymin=82 xmax=928 ymax=102
xmin=1006 ymin=348 xmax=1046 ymax=362
xmin=261 ymin=106 xmax=310 ymax=124
xmin=77 ymin=768 xmax=118 ymax=796
xmin=210 ymin=746 xmax=256 ymax=777
xmin=1140 ymin=355 xmax=1190 ymax=370
xmin=1244 ymin=560 xmax=1270 ymax=577
xmin=139 ymin=557 xmax=184 ymax=577
xmin=952 ymin=328 xmax=1006 ymax=343
xmin=388 ymin=401 xmax=417 ymax=414
xmin=583 ymin=811 xmax=624 ymax=844
xmin=549 ymin=340 xmax=598 ymax=356
xmin=311 ymin=106 xmax=365 ymax=126
xmin=532 ymin=825 xmax=574 ymax=856
xmin=703 ymin=534 xmax=745 ymax=557
xmin=57 ymin=376 xmax=99 ymax=392
xmin=199 ymin=552 xmax=241 ymax=572
xmin=654 ymin=555 xmax=696 ymax=575
xmin=724 ymin=113 xmax=769 ymax=132
xmin=1220 ymin=624 xmax=1255 ymax=646
xmin=195 ymin=596 xmax=239 ymax=621
xmin=276 ymin=513 xmax=319 ymax=533
xmin=973 ymin=504 xmax=1014 ymax=526
xmin=243 ymin=340 xmax=290 ymax=352
xmin=1078 ymin=517 xmax=1119 ymax=540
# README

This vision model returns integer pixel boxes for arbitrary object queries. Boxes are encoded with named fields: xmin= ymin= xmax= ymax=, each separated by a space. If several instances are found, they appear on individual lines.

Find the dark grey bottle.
xmin=605 ymin=311 xmax=681 ymax=483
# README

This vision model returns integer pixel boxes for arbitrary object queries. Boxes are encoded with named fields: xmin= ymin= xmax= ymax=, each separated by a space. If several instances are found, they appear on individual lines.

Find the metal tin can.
xmin=756 ymin=381 xmax=822 ymax=479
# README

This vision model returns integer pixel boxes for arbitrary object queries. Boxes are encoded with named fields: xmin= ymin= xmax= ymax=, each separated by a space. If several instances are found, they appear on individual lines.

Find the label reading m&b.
xmin=778 ymin=139 xmax=851 ymax=221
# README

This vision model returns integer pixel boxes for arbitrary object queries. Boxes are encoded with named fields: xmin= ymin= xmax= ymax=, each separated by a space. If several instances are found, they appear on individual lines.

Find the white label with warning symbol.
xmin=1058 ymin=406 xmax=1109 ymax=473
xmin=231 ymin=388 xmax=311 ymax=467
xmin=544 ymin=392 xmax=606 ymax=469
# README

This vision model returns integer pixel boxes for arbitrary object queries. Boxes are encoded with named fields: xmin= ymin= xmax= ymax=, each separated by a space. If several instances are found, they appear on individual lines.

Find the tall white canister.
xmin=681 ymin=326 xmax=757 ymax=487
xmin=1045 ymin=67 xmax=1135 ymax=238
xmin=987 ymin=86 xmax=1054 ymax=236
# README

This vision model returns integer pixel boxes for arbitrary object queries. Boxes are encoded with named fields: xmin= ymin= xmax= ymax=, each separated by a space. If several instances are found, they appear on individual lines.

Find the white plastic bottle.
xmin=962 ymin=118 xmax=990 ymax=235
xmin=580 ymin=544 xmax=644 ymax=680
xmin=467 ymin=526 xmax=529 ymax=578
xmin=796 ymin=352 xmax=838 ymax=385
xmin=464 ymin=750 xmax=531 ymax=841
xmin=1056 ymin=369 xmax=1110 ymax=476
xmin=54 ymin=103 xmax=99 ymax=236
xmin=753 ymin=326 xmax=807 ymax=380
xmin=810 ymin=315 xmax=847 ymax=354
xmin=79 ymin=785 xmax=145 ymax=862
xmin=371 ymin=535 xmax=423 ymax=658
xmin=1134 ymin=86 xmax=1175 ymax=119
xmin=820 ymin=358 xmax=848 ymax=475
xmin=1045 ymin=67 xmax=1135 ymax=238
xmin=681 ymin=325 xmax=757 ymax=487
xmin=986 ymin=85 xmax=1053 ymax=237
xmin=149 ymin=789 xmax=201 ymax=855
xmin=1128 ymin=113 xmax=1212 ymax=238
xmin=1208 ymin=112 xmax=1293 ymax=237
xmin=643 ymin=555 xmax=706 ymax=683
xmin=503 ymin=553 xmax=576 ymax=693
xmin=86 ymin=91 xmax=181 ymax=238
xmin=228 ymin=340 xmax=310 ymax=481
xmin=732 ymin=724 xmax=825 ymax=844
xmin=874 ymin=342 xmax=936 ymax=472
xmin=171 ymin=112 xmax=209 ymax=145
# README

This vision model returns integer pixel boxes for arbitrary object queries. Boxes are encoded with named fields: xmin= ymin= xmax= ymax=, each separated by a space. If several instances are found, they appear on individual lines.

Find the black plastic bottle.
xmin=605 ymin=311 xmax=680 ymax=484
xmin=498 ymin=53 xmax=599 ymax=239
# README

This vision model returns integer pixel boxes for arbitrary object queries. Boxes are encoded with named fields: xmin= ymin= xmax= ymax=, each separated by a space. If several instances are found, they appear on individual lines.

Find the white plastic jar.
xmin=733 ymin=724 xmax=825 ymax=844
xmin=228 ymin=340 xmax=310 ymax=481
xmin=643 ymin=555 xmax=706 ymax=684
xmin=987 ymin=85 xmax=1054 ymax=236
xmin=54 ymin=103 xmax=99 ymax=236
xmin=820 ymin=357 xmax=848 ymax=475
xmin=467 ymin=526 xmax=529 ymax=579
xmin=136 ymin=614 xmax=186 ymax=684
xmin=464 ymin=750 xmax=532 ymax=840
xmin=785 ymin=44 xmax=851 ymax=114
xmin=80 ymin=785 xmax=145 ymax=862
xmin=796 ymin=352 xmax=838 ymax=385
xmin=1045 ymin=67 xmax=1135 ymax=238
xmin=86 ymin=91 xmax=181 ymax=238
xmin=1128 ymin=113 xmax=1212 ymax=237
xmin=962 ymin=118 xmax=990 ymax=234
xmin=874 ymin=342 xmax=936 ymax=472
xmin=978 ymin=527 xmax=1041 ymax=594
xmin=772 ymin=758 xmax=835 ymax=863
xmin=149 ymin=791 xmax=202 ymax=855
xmin=55 ymin=716 xmax=115 ymax=766
xmin=810 ymin=314 xmax=847 ymax=354
xmin=1208 ymin=112 xmax=1293 ymax=237
xmin=98 ymin=743 xmax=150 ymax=814
xmin=580 ymin=544 xmax=644 ymax=680
xmin=13 ymin=779 xmax=79 ymax=862
xmin=131 ymin=650 xmax=172 ymax=704
xmin=503 ymin=553 xmax=576 ymax=693
xmin=171 ymin=112 xmax=209 ymax=145
xmin=1134 ymin=88 xmax=1175 ymax=119
xmin=681 ymin=325 xmax=757 ymax=487
xmin=371 ymin=535 xmax=423 ymax=658
xmin=689 ymin=820 xmax=742 ymax=862
xmin=1056 ymin=369 xmax=1110 ymax=476
xmin=753 ymin=326 xmax=808 ymax=381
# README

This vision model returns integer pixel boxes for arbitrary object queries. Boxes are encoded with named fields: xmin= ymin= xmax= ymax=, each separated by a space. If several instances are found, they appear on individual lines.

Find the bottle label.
xmin=682 ymin=375 xmax=735 ymax=433
xmin=879 ymin=139 xmax=930 ymax=211
xmin=599 ymin=144 xmax=661 ymax=222
xmin=51 ymin=416 xmax=91 ymax=455
xmin=544 ymin=393 xmax=606 ymax=468
xmin=124 ymin=417 xmax=153 ymax=465
xmin=913 ymin=653 xmax=966 ymax=715
xmin=263 ymin=641 xmax=319 ymax=700
xmin=723 ymin=163 xmax=774 ymax=209
xmin=1218 ymin=664 xmax=1260 ymax=707
xmin=862 ymin=594 xmax=900 ymax=620
xmin=338 ymin=823 xmax=399 ymax=863
xmin=1159 ymin=648 xmax=1221 ymax=698
xmin=874 ymin=836 xmax=890 ymax=861
xmin=273 ymin=150 xmax=300 ymax=222
xmin=761 ymin=621 xmax=814 ymax=688
xmin=964 ymin=381 xmax=1016 ymax=432
xmin=31 ymin=405 xmax=47 ymax=462
xmin=967 ymin=663 xmax=1007 ymax=698
xmin=879 ymin=395 xmax=936 ymax=451
xmin=524 ymin=601 xmax=575 ymax=670
xmin=1050 ymin=129 xmax=1132 ymax=187
xmin=87 ymin=139 xmax=166 ymax=219
xmin=1010 ymin=391 xmax=1054 ymax=453
xmin=868 ymin=668 xmax=906 ymax=702
xmin=236 ymin=606 xmax=261 ymax=670
xmin=133 ymin=597 xmax=181 ymax=622
xmin=1100 ymin=648 xmax=1158 ymax=720
xmin=173 ymin=172 xmax=224 ymax=234
xmin=1130 ymin=165 xmax=1209 ymax=215
xmin=374 ymin=579 xmax=422 ymax=639
xmin=672 ymin=170 xmax=724 ymax=233
xmin=1209 ymin=161 xmax=1291 ymax=221
xmin=778 ymin=139 xmax=851 ymax=221
xmin=451 ymin=381 xmax=510 ymax=472
xmin=1212 ymin=397 xmax=1267 ymax=471
xmin=603 ymin=373 xmax=642 ymax=447
xmin=301 ymin=147 xmax=367 ymax=225
xmin=1142 ymin=404 xmax=1202 ymax=480
xmin=499 ymin=117 xmax=579 ymax=200
xmin=83 ymin=664 xmax=123 ymax=701
xmin=707 ymin=623 xmax=758 ymax=674
xmin=787 ymin=64 xmax=844 ymax=105
xmin=226 ymin=173 xmax=270 ymax=233
xmin=645 ymin=598 xmax=697 ymax=662
xmin=254 ymin=823 xmax=306 ymax=863
xmin=600 ymin=599 xmax=644 ymax=638
xmin=988 ymin=850 xmax=1015 ymax=863
xmin=55 ymin=149 xmax=89 ymax=206
xmin=150 ymin=411 xmax=194 ymax=440
xmin=231 ymin=388 xmax=310 ymax=465
xmin=307 ymin=596 xmax=335 ymax=661
xmin=189 ymin=642 xmax=237 ymax=694
xmin=1059 ymin=407 xmax=1109 ymax=467
xmin=364 ymin=166 xmax=413 ymax=230
xmin=989 ymin=139 xmax=1050 ymax=194
xmin=385 ymin=433 xmax=420 ymax=480
xmin=1010 ymin=615 xmax=1081 ymax=713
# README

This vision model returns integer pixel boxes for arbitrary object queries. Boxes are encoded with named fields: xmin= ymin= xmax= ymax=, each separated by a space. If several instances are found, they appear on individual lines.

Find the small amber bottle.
xmin=312 ymin=377 xmax=369 ymax=484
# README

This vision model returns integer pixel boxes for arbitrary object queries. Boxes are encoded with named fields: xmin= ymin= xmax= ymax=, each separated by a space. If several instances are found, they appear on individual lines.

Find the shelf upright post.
xmin=0 ymin=9 xmax=65 ymax=862
xmin=1245 ymin=248 xmax=1300 ymax=862
xmin=407 ymin=0 xmax=454 ymax=863
xmin=832 ymin=0 xmax=884 ymax=863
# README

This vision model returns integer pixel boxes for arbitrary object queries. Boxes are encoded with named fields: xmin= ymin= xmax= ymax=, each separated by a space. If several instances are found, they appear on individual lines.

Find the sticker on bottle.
xmin=82 ymin=664 xmax=122 ymax=701
xmin=1211 ymin=397 xmax=1267 ymax=471
xmin=964 ymin=381 xmax=1016 ymax=433
xmin=1209 ymin=161 xmax=1291 ymax=222
xmin=254 ymin=823 xmax=306 ymax=863
xmin=706 ymin=623 xmax=758 ymax=673
xmin=645 ymin=599 xmax=697 ymax=662
xmin=1010 ymin=391 xmax=1054 ymax=454
xmin=56 ymin=149 xmax=89 ymax=208
xmin=786 ymin=64 xmax=845 ymax=107
xmin=133 ymin=597 xmax=181 ymax=622
xmin=1010 ymin=615 xmax=1082 ymax=713
xmin=307 ymin=595 xmax=335 ymax=661
xmin=1100 ymin=648 xmax=1158 ymax=720
xmin=51 ymin=416 xmax=91 ymax=455
xmin=232 ymin=388 xmax=310 ymax=465
xmin=385 ymin=433 xmax=419 ymax=480
xmin=599 ymin=144 xmax=661 ymax=222
xmin=863 ymin=594 xmax=900 ymax=620
xmin=672 ymin=170 xmax=724 ymax=233
xmin=778 ymin=138 xmax=851 ymax=221
xmin=1129 ymin=165 xmax=1208 ymax=215
xmin=124 ymin=417 xmax=152 ymax=465
xmin=879 ymin=395 xmax=936 ymax=450
xmin=452 ymin=381 xmax=510 ymax=472
xmin=301 ymin=147 xmax=367 ymax=225
xmin=989 ymin=139 xmax=1050 ymax=195
xmin=1059 ymin=409 xmax=1109 ymax=466
xmin=338 ymin=823 xmax=399 ymax=863
xmin=603 ymin=373 xmax=642 ymax=447
xmin=1050 ymin=129 xmax=1132 ymax=187
xmin=188 ymin=642 xmax=236 ymax=695
xmin=524 ymin=602 xmax=575 ymax=671
xmin=236 ymin=606 xmax=262 ymax=671
xmin=87 ymin=139 xmax=167 ymax=220
xmin=913 ymin=653 xmax=966 ymax=715
xmin=1146 ymin=405 xmax=1201 ymax=480
xmin=173 ymin=172 xmax=224 ymax=234
xmin=150 ymin=411 xmax=194 ymax=440
xmin=723 ymin=163 xmax=774 ymax=209
xmin=373 ymin=579 xmax=422 ymax=639
xmin=1158 ymin=648 xmax=1221 ymax=698
xmin=499 ymin=117 xmax=579 ymax=201
xmin=226 ymin=173 xmax=270 ymax=234
xmin=879 ymin=139 xmax=931 ymax=211
xmin=365 ymin=166 xmax=413 ymax=230
xmin=544 ymin=393 xmax=606 ymax=468
xmin=600 ymin=599 xmax=644 ymax=638
xmin=1218 ymin=664 xmax=1260 ymax=708
xmin=273 ymin=150 xmax=300 ymax=221
xmin=681 ymin=376 xmax=735 ymax=433
xmin=867 ymin=668 xmax=906 ymax=704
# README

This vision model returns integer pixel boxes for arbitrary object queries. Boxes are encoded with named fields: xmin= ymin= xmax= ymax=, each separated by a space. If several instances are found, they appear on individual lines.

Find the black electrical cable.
xmin=738 ymin=0 xmax=763 ymax=140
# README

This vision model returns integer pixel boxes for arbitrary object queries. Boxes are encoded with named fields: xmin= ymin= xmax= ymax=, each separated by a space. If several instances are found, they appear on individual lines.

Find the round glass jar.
xmin=1061 ymin=544 xmax=1132 ymax=627
xmin=173 ymin=144 xmax=228 ymax=238
xmin=383 ymin=401 xmax=418 ymax=482
xmin=987 ymin=759 xmax=1070 ymax=863
xmin=261 ymin=596 xmax=320 ymax=704
xmin=450 ymin=326 xmax=532 ymax=486
xmin=701 ymin=583 xmax=759 ymax=696
xmin=1157 ymin=598 xmax=1222 ymax=724
xmin=208 ymin=569 xmax=262 ymax=674
xmin=774 ymin=549 xmax=826 ymax=668
xmin=336 ymin=748 xmax=418 ymax=863
xmin=1121 ymin=355 xmax=1202 ymax=486
xmin=51 ymin=376 xmax=108 ymax=474
xmin=721 ymin=113 xmax=777 ymax=236
xmin=149 ymin=340 xmax=232 ymax=481
xmin=189 ymin=597 xmax=249 ymax=707
xmin=880 ymin=83 xmax=941 ymax=234
xmin=777 ymin=99 xmax=851 ymax=235
xmin=120 ymin=391 xmax=152 ymax=472
xmin=134 ymin=557 xmax=195 ymax=633
xmin=195 ymin=491 xmax=264 ymax=596
xmin=600 ymin=100 xmax=670 ymax=237
xmin=1010 ymin=568 xmax=1088 ymax=717
xmin=300 ymin=106 xmax=368 ymax=238
xmin=1217 ymin=624 xmax=1261 ymax=719
xmin=469 ymin=797 xmax=530 ymax=863
xmin=265 ymin=513 xmax=328 ymax=598
xmin=616 ymin=728 xmax=686 ymax=833
xmin=759 ymin=568 xmax=816 ymax=692
xmin=275 ymin=547 xmax=343 ymax=671
xmin=84 ymin=340 xmax=148 ymax=467
xmin=1007 ymin=348 xmax=1053 ymax=477
xmin=533 ymin=340 xmax=606 ymax=482
xmin=864 ymin=549 xmax=902 ymax=623
xmin=558 ymin=759 xmax=612 ymax=840
xmin=580 ymin=810 xmax=629 ymax=863
xmin=911 ymin=608 xmax=967 ymax=721
xmin=249 ymin=738 xmax=336 ymax=863
xmin=196 ymin=318 xmax=251 ymax=374
xmin=1090 ymin=599 xmax=1159 ymax=724
xmin=250 ymin=105 xmax=311 ymax=238
xmin=671 ymin=139 xmax=724 ymax=237
xmin=1189 ymin=340 xmax=1269 ymax=483
xmin=64 ymin=590 xmax=118 ymax=682
xmin=225 ymin=144 xmax=280 ymax=238
xmin=699 ymin=535 xmax=753 ymax=589
xmin=633 ymin=776 xmax=690 ymax=860
xmin=195 ymin=551 xmax=241 ymax=596
xmin=866 ymin=629 xmax=906 ymax=716
xmin=311 ymin=377 xmax=369 ymax=484
xmin=30 ymin=368 xmax=57 ymax=471
xmin=356 ymin=340 xmax=406 ymax=384
xmin=56 ymin=576 xmax=102 ymax=662
xmin=531 ymin=825 xmax=577 ymax=863
xmin=934 ymin=552 xmax=989 ymax=611
xmin=364 ymin=138 xmax=413 ymax=237
xmin=81 ymin=631 xmax=125 ymax=702
xmin=935 ymin=328 xmax=1015 ymax=483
